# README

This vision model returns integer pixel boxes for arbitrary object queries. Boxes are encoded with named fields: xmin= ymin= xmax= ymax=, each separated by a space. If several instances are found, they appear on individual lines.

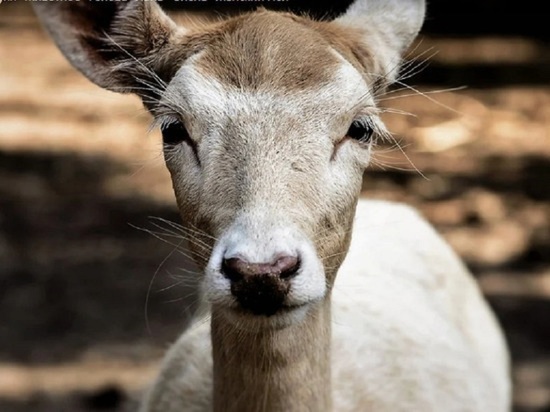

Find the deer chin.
xmin=220 ymin=301 xmax=313 ymax=331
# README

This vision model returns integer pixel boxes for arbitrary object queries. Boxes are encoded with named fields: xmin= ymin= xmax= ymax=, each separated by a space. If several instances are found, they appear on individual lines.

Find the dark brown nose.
xmin=222 ymin=255 xmax=300 ymax=316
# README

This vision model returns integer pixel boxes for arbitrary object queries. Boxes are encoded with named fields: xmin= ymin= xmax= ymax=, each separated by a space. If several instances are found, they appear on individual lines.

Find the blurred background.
xmin=0 ymin=1 xmax=548 ymax=411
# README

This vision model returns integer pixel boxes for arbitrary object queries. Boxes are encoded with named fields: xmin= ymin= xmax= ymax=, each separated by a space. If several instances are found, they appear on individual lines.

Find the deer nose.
xmin=221 ymin=255 xmax=300 ymax=316
xmin=222 ymin=255 xmax=300 ymax=281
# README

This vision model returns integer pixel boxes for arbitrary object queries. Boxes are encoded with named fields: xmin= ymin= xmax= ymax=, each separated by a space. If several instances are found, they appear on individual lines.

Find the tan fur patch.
xmin=157 ymin=9 xmax=386 ymax=90
xmin=183 ymin=10 xmax=375 ymax=91
xmin=305 ymin=20 xmax=379 ymax=84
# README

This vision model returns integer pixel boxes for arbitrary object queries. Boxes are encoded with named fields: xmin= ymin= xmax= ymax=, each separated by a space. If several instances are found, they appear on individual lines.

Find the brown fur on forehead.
xmin=191 ymin=10 xmax=374 ymax=91
xmin=305 ymin=20 xmax=381 ymax=85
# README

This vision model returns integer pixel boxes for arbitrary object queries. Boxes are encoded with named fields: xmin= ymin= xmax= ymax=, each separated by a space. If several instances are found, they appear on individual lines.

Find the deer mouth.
xmin=223 ymin=300 xmax=311 ymax=331
xmin=230 ymin=300 xmax=308 ymax=318
xmin=229 ymin=273 xmax=292 ymax=316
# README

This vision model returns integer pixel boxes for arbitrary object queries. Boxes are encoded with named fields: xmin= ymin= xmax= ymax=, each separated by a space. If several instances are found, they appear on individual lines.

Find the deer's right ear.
xmin=33 ymin=0 xmax=183 ymax=95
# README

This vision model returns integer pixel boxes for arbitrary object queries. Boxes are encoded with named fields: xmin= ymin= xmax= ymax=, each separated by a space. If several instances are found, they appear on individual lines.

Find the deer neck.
xmin=211 ymin=298 xmax=332 ymax=412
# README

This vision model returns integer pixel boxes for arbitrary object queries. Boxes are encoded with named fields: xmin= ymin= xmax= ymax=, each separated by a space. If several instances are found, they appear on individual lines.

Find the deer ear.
xmin=33 ymin=0 xmax=181 ymax=95
xmin=335 ymin=0 xmax=426 ymax=83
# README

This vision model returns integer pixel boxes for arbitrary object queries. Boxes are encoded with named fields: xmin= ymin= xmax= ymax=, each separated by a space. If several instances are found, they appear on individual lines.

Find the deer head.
xmin=34 ymin=0 xmax=425 ymax=329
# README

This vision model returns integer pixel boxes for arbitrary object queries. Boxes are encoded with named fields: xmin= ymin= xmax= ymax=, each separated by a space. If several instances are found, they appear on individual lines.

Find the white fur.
xmin=141 ymin=15 xmax=510 ymax=410
xmin=204 ymin=213 xmax=326 ymax=313
xmin=164 ymin=49 xmax=372 ymax=126
xmin=141 ymin=200 xmax=511 ymax=411
xmin=337 ymin=0 xmax=426 ymax=81
xmin=31 ymin=1 xmax=510 ymax=410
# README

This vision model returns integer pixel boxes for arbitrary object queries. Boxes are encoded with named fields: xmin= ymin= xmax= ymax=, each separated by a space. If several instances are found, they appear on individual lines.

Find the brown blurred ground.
xmin=0 ymin=2 xmax=549 ymax=412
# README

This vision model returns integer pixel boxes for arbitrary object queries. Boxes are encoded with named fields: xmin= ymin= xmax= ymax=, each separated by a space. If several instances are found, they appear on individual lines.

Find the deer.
xmin=33 ymin=0 xmax=511 ymax=411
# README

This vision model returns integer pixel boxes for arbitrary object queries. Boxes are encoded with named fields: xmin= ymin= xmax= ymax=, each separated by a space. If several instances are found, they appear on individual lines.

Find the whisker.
xmin=130 ymin=224 xmax=209 ymax=264
xmin=103 ymin=32 xmax=168 ymax=89
xmin=148 ymin=221 xmax=212 ymax=253
xmin=144 ymin=238 xmax=184 ymax=336
xmin=377 ymin=107 xmax=417 ymax=118
xmin=150 ymin=217 xmax=217 ymax=246
xmin=379 ymin=129 xmax=428 ymax=180
xmin=377 ymin=85 xmax=468 ymax=113
xmin=395 ymin=48 xmax=438 ymax=83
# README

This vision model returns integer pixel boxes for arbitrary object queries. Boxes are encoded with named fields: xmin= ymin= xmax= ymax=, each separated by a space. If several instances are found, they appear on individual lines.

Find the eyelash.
xmin=160 ymin=119 xmax=200 ymax=164
xmin=346 ymin=118 xmax=375 ymax=143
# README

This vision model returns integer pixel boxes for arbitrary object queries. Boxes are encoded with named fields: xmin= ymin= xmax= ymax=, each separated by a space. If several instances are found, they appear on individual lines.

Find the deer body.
xmin=33 ymin=1 xmax=511 ymax=410
xmin=141 ymin=200 xmax=509 ymax=412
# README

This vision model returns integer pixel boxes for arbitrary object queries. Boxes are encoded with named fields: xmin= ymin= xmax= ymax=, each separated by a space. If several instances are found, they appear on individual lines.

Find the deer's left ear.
xmin=33 ymin=0 xmax=183 ymax=95
xmin=334 ymin=0 xmax=426 ymax=84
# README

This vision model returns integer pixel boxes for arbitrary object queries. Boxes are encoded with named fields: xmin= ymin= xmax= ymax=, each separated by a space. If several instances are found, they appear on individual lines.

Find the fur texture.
xmin=141 ymin=200 xmax=511 ymax=412
xmin=33 ymin=1 xmax=511 ymax=411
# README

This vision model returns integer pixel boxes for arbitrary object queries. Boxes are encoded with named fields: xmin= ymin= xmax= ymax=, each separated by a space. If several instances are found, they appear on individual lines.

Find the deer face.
xmin=160 ymin=13 xmax=381 ymax=325
xmin=33 ymin=0 xmax=425 ymax=328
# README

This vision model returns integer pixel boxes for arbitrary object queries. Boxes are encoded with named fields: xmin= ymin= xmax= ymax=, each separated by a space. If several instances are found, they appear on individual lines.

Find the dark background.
xmin=0 ymin=1 xmax=549 ymax=411
xmin=162 ymin=0 xmax=549 ymax=39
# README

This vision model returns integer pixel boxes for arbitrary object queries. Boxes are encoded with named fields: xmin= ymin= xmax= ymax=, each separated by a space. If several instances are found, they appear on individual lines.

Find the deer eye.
xmin=161 ymin=120 xmax=191 ymax=146
xmin=346 ymin=119 xmax=374 ymax=143
xmin=161 ymin=120 xmax=200 ymax=164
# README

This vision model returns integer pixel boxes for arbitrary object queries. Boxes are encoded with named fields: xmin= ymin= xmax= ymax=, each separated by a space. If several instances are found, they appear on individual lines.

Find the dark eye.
xmin=161 ymin=120 xmax=200 ymax=164
xmin=346 ymin=120 xmax=374 ymax=143
xmin=161 ymin=120 xmax=191 ymax=146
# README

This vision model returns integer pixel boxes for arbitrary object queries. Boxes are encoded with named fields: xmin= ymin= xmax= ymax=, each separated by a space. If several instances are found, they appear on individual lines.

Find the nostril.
xmin=221 ymin=257 xmax=245 ymax=282
xmin=275 ymin=255 xmax=300 ymax=279
xmin=221 ymin=254 xmax=300 ymax=317
xmin=221 ymin=254 xmax=300 ymax=281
